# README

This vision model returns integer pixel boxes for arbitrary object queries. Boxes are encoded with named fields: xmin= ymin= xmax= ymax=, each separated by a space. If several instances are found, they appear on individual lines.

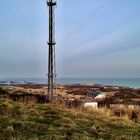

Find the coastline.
xmin=0 ymin=77 xmax=140 ymax=89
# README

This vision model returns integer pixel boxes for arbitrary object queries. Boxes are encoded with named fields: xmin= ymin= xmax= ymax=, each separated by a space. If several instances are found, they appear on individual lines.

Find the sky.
xmin=0 ymin=0 xmax=140 ymax=78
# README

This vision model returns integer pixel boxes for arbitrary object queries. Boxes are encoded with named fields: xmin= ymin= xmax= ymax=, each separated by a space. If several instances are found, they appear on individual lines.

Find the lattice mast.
xmin=47 ymin=0 xmax=56 ymax=101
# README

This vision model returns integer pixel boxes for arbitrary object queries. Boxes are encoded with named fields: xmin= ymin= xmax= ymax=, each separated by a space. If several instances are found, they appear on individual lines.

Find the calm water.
xmin=0 ymin=77 xmax=140 ymax=88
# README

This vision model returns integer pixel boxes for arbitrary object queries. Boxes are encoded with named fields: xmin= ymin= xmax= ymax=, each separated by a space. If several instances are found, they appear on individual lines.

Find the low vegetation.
xmin=0 ymin=86 xmax=140 ymax=140
xmin=0 ymin=97 xmax=140 ymax=140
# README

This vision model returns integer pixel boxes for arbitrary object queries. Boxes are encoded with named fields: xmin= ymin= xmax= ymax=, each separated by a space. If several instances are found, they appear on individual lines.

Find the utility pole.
xmin=47 ymin=0 xmax=57 ymax=101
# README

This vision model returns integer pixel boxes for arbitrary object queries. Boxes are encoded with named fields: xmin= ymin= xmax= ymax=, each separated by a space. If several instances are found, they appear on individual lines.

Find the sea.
xmin=0 ymin=77 xmax=140 ymax=89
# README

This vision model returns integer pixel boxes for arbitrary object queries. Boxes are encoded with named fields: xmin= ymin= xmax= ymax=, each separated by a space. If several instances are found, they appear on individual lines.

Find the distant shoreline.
xmin=0 ymin=83 xmax=140 ymax=106
xmin=0 ymin=83 xmax=140 ymax=90
xmin=0 ymin=77 xmax=140 ymax=88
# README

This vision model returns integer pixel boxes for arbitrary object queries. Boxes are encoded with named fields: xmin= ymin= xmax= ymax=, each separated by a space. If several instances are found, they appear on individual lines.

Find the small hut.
xmin=84 ymin=90 xmax=106 ymax=109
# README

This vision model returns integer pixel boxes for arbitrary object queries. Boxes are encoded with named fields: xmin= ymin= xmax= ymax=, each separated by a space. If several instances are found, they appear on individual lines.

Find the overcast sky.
xmin=0 ymin=0 xmax=140 ymax=78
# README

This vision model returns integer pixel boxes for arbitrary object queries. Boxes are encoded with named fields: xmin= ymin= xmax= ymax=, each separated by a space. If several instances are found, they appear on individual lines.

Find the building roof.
xmin=87 ymin=91 xmax=101 ymax=98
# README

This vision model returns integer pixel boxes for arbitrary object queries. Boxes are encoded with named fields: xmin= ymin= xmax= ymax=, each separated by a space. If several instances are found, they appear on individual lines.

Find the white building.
xmin=84 ymin=102 xmax=98 ymax=109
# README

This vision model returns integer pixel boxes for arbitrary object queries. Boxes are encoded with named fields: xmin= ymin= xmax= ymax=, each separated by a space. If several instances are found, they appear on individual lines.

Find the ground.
xmin=0 ymin=84 xmax=140 ymax=140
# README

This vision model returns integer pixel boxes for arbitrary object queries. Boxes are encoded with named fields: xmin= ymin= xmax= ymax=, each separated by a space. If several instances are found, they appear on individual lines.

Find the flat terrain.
xmin=0 ymin=98 xmax=140 ymax=140
xmin=0 ymin=84 xmax=140 ymax=140
xmin=1 ymin=84 xmax=140 ymax=104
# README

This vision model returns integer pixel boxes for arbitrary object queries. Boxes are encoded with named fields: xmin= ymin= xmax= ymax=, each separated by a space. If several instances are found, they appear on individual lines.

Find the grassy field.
xmin=0 ymin=96 xmax=140 ymax=140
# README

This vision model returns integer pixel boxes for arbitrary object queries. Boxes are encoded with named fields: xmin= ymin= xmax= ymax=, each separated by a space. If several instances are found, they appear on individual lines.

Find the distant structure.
xmin=47 ymin=0 xmax=57 ymax=101
xmin=86 ymin=91 xmax=106 ymax=102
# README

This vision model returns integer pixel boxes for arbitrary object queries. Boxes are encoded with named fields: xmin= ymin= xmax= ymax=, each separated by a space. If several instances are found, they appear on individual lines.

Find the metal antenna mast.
xmin=47 ymin=0 xmax=57 ymax=101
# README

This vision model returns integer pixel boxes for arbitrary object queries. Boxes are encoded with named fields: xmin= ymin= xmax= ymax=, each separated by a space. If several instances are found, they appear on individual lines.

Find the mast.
xmin=47 ymin=0 xmax=56 ymax=101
